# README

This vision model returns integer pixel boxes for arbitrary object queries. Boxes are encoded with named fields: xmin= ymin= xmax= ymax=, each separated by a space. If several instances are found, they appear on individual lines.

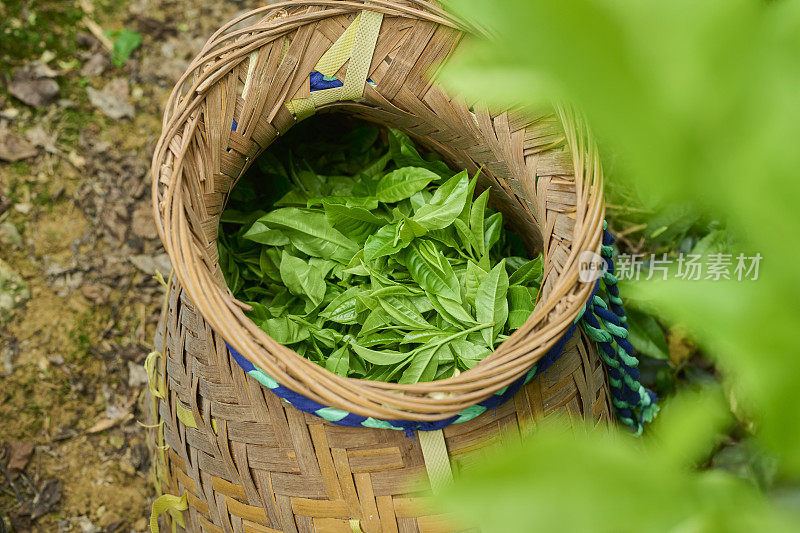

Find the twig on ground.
xmin=78 ymin=0 xmax=114 ymax=52
xmin=0 ymin=457 xmax=23 ymax=502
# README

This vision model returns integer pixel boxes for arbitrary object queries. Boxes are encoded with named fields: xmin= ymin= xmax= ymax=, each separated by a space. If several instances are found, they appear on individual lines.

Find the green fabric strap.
xmin=286 ymin=9 xmax=383 ymax=119
xmin=418 ymin=429 xmax=454 ymax=495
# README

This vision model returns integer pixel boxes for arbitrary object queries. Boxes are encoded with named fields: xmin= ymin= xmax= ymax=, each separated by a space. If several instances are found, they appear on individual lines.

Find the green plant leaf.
xmin=320 ymin=287 xmax=361 ymax=324
xmin=404 ymin=240 xmax=461 ymax=301
xmin=399 ymin=343 xmax=441 ymax=384
xmin=107 ymin=29 xmax=142 ymax=66
xmin=325 ymin=345 xmax=351 ymax=376
xmin=388 ymin=129 xmax=453 ymax=178
xmin=350 ymin=343 xmax=412 ymax=366
xmin=363 ymin=223 xmax=409 ymax=261
xmin=465 ymin=260 xmax=488 ymax=307
xmin=470 ymin=189 xmax=491 ymax=257
xmin=262 ymin=316 xmax=310 ymax=344
xmin=322 ymin=200 xmax=385 ymax=242
xmin=626 ymin=308 xmax=669 ymax=360
xmin=243 ymin=222 xmax=290 ymax=246
xmin=413 ymin=171 xmax=470 ymax=230
xmin=509 ymin=256 xmax=543 ymax=286
xmin=476 ymin=260 xmax=509 ymax=347
xmin=507 ymin=285 xmax=535 ymax=330
xmin=259 ymin=208 xmax=359 ymax=263
xmin=483 ymin=212 xmax=503 ymax=252
xmin=279 ymin=251 xmax=326 ymax=307
xmin=376 ymin=167 xmax=439 ymax=203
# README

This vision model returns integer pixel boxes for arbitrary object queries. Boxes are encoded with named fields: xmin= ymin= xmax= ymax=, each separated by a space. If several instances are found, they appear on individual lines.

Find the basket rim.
xmin=150 ymin=0 xmax=605 ymax=421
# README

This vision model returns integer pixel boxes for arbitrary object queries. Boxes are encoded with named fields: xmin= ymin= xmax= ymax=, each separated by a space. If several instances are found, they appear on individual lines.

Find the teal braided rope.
xmin=578 ymin=221 xmax=659 ymax=434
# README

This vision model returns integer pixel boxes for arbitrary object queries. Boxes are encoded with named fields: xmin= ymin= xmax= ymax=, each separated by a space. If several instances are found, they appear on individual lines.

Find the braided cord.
xmin=579 ymin=221 xmax=659 ymax=434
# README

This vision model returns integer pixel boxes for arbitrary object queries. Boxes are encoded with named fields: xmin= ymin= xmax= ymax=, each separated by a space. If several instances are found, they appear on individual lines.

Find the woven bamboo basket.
xmin=146 ymin=1 xmax=623 ymax=531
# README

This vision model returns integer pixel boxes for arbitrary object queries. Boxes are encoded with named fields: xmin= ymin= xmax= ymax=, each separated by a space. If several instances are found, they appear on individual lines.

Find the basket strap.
xmin=286 ymin=9 xmax=384 ymax=120
xmin=418 ymin=429 xmax=454 ymax=494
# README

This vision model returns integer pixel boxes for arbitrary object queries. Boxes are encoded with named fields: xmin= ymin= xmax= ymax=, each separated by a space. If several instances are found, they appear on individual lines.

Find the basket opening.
xmin=220 ymin=113 xmax=543 ymax=264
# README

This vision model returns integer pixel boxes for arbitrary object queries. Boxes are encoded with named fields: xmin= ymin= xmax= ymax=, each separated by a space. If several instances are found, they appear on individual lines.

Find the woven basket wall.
xmin=148 ymin=1 xmax=613 ymax=531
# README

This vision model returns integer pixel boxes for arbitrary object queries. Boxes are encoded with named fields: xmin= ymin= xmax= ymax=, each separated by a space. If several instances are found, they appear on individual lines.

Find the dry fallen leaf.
xmin=86 ymin=411 xmax=131 ymax=434
xmin=5 ymin=440 xmax=34 ymax=479
xmin=0 ymin=130 xmax=38 ymax=162
xmin=31 ymin=479 xmax=62 ymax=520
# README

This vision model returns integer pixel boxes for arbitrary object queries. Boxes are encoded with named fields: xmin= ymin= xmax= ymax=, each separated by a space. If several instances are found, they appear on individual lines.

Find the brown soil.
xmin=0 ymin=1 xmax=266 ymax=531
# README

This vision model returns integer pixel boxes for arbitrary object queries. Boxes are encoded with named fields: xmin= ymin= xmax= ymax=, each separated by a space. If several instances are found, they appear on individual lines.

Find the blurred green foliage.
xmin=106 ymin=28 xmax=142 ymax=66
xmin=439 ymin=392 xmax=795 ymax=532
xmin=0 ymin=0 xmax=83 ymax=70
xmin=436 ymin=0 xmax=800 ymax=528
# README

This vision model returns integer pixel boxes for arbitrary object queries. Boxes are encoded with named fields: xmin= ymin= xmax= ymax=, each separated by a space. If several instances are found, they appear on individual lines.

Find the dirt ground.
xmin=0 ymin=1 xmax=268 ymax=531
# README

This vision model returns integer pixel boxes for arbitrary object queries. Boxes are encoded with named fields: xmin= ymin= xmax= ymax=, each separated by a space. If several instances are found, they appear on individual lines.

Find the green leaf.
xmin=476 ymin=260 xmax=509 ymax=347
xmin=508 ymin=256 xmax=543 ymax=286
xmin=404 ymin=240 xmax=461 ymax=301
xmin=243 ymin=222 xmax=290 ymax=245
xmin=359 ymin=331 xmax=404 ymax=347
xmin=376 ymin=167 xmax=439 ymax=203
xmin=398 ymin=216 xmax=428 ymax=244
xmin=259 ymin=208 xmax=359 ymax=263
xmin=413 ymin=171 xmax=470 ymax=230
xmin=483 ymin=212 xmax=503 ymax=252
xmin=388 ymin=129 xmax=454 ymax=178
xmin=262 ymin=316 xmax=310 ymax=344
xmin=359 ymin=308 xmax=391 ymax=337
xmin=363 ymin=223 xmax=409 ymax=261
xmin=507 ymin=285 xmax=535 ymax=330
xmin=107 ymin=29 xmax=142 ymax=67
xmin=378 ymin=295 xmax=435 ymax=330
xmin=626 ymin=308 xmax=669 ymax=360
xmin=453 ymin=218 xmax=481 ymax=256
xmin=470 ymin=189 xmax=491 ymax=257
xmin=325 ymin=345 xmax=351 ymax=377
xmin=449 ymin=338 xmax=491 ymax=370
xmin=320 ymin=287 xmax=361 ymax=324
xmin=465 ymin=260 xmax=489 ymax=307
xmin=322 ymin=200 xmax=385 ymax=242
xmin=399 ymin=343 xmax=441 ymax=384
xmin=351 ymin=343 xmax=412 ymax=366
xmin=431 ymin=294 xmax=477 ymax=327
xmin=279 ymin=251 xmax=326 ymax=307
xmin=401 ymin=329 xmax=452 ymax=345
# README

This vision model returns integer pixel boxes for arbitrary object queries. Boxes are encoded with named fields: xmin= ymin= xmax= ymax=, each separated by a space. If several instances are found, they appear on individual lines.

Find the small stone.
xmin=13 ymin=203 xmax=32 ymax=215
xmin=87 ymin=78 xmax=135 ymax=120
xmin=8 ymin=67 xmax=60 ymax=108
xmin=127 ymin=361 xmax=149 ymax=388
xmin=129 ymin=253 xmax=171 ymax=278
xmin=108 ymin=435 xmax=125 ymax=450
xmin=75 ymin=515 xmax=96 ymax=533
xmin=0 ymin=222 xmax=22 ymax=247
xmin=80 ymin=53 xmax=109 ymax=77
xmin=131 ymin=207 xmax=158 ymax=239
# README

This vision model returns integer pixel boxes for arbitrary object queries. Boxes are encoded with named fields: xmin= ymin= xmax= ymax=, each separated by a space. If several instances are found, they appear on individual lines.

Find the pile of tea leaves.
xmin=218 ymin=120 xmax=542 ymax=383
